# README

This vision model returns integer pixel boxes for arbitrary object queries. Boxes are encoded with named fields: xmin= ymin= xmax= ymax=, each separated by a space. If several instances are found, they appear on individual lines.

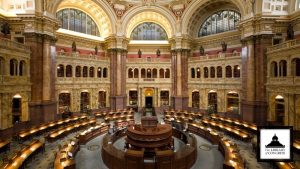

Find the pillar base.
xmin=241 ymin=100 xmax=267 ymax=125
xmin=110 ymin=95 xmax=127 ymax=111
xmin=172 ymin=96 xmax=188 ymax=111
xmin=29 ymin=101 xmax=57 ymax=125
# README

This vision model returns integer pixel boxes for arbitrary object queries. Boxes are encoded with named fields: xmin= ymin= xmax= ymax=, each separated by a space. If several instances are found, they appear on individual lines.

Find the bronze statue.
xmin=1 ymin=21 xmax=10 ymax=37
xmin=95 ymin=45 xmax=98 ymax=55
xmin=287 ymin=23 xmax=294 ymax=40
xmin=72 ymin=41 xmax=77 ymax=52
xmin=156 ymin=49 xmax=160 ymax=57
xmin=199 ymin=46 xmax=205 ymax=55
xmin=221 ymin=41 xmax=227 ymax=52
xmin=138 ymin=49 xmax=142 ymax=58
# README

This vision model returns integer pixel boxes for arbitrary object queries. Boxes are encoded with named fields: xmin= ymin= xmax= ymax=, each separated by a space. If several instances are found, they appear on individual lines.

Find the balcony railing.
xmin=126 ymin=58 xmax=171 ymax=63
xmin=189 ymin=52 xmax=240 ymax=62
xmin=0 ymin=38 xmax=30 ymax=53
xmin=267 ymin=77 xmax=300 ymax=85
xmin=267 ymin=39 xmax=300 ymax=53
xmin=57 ymin=51 xmax=109 ymax=61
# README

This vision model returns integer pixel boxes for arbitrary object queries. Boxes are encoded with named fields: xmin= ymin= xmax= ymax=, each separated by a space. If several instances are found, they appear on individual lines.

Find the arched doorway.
xmin=12 ymin=94 xmax=22 ymax=125
xmin=275 ymin=95 xmax=285 ymax=126
xmin=208 ymin=90 xmax=217 ymax=113
xmin=80 ymin=91 xmax=90 ymax=112
xmin=58 ymin=93 xmax=71 ymax=113
xmin=227 ymin=92 xmax=239 ymax=114
xmin=192 ymin=91 xmax=200 ymax=108
xmin=144 ymin=88 xmax=154 ymax=108
xmin=98 ymin=91 xmax=107 ymax=108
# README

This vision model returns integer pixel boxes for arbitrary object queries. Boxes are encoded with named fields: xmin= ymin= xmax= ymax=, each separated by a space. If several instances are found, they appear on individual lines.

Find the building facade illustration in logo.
xmin=265 ymin=134 xmax=285 ymax=148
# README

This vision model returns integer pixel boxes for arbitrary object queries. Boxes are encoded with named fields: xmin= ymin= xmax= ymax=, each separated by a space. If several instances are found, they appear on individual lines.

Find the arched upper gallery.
xmin=181 ymin=0 xmax=246 ymax=37
xmin=49 ymin=0 xmax=116 ymax=38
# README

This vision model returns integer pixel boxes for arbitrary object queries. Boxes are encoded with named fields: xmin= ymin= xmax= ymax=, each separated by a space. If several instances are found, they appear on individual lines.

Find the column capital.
xmin=105 ymin=36 xmax=129 ymax=50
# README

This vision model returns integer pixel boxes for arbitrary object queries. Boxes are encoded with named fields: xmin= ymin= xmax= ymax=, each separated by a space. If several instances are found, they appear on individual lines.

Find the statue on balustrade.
xmin=287 ymin=23 xmax=294 ymax=40
xmin=1 ymin=21 xmax=10 ymax=37
xmin=156 ymin=49 xmax=161 ymax=57
xmin=138 ymin=49 xmax=142 ymax=58
xmin=199 ymin=45 xmax=205 ymax=56
xmin=72 ymin=41 xmax=77 ymax=52
xmin=221 ymin=41 xmax=227 ymax=52
xmin=95 ymin=45 xmax=98 ymax=55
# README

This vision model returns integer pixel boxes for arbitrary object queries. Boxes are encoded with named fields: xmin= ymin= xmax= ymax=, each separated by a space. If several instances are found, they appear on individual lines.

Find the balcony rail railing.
xmin=57 ymin=51 xmax=109 ymax=61
xmin=189 ymin=52 xmax=240 ymax=61
xmin=0 ymin=38 xmax=30 ymax=53
xmin=267 ymin=39 xmax=300 ymax=52
xmin=126 ymin=57 xmax=171 ymax=63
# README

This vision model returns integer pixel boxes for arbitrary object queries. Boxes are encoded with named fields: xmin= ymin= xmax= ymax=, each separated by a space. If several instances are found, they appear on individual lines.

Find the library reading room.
xmin=0 ymin=0 xmax=300 ymax=169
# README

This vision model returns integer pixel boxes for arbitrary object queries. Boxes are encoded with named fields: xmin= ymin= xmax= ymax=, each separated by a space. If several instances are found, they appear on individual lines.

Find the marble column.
xmin=241 ymin=35 xmax=272 ymax=125
xmin=25 ymin=33 xmax=57 ymax=125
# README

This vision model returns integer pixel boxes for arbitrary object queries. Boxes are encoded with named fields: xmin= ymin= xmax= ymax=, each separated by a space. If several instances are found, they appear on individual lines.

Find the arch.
xmin=10 ymin=59 xmax=18 ymax=76
xmin=181 ymin=0 xmax=245 ymax=36
xmin=122 ymin=7 xmax=176 ymax=39
xmin=192 ymin=91 xmax=200 ymax=108
xmin=208 ymin=91 xmax=218 ymax=113
xmin=210 ymin=67 xmax=215 ymax=78
xmin=227 ymin=92 xmax=239 ymax=114
xmin=292 ymin=58 xmax=300 ymax=76
xmin=191 ymin=68 xmax=195 ymax=78
xmin=152 ymin=68 xmax=157 ymax=78
xmin=76 ymin=66 xmax=81 ymax=77
xmin=66 ymin=65 xmax=72 ymax=77
xmin=128 ymin=68 xmax=133 ymax=78
xmin=19 ymin=60 xmax=26 ymax=76
xmin=89 ymin=67 xmax=95 ymax=77
xmin=51 ymin=0 xmax=116 ymax=38
xmin=12 ymin=94 xmax=22 ymax=124
xmin=58 ymin=92 xmax=71 ymax=113
xmin=165 ymin=68 xmax=170 ymax=78
xmin=83 ymin=66 xmax=88 ymax=77
xmin=80 ymin=91 xmax=90 ymax=112
xmin=204 ymin=67 xmax=208 ymax=78
xmin=97 ymin=67 xmax=102 ymax=78
xmin=196 ymin=67 xmax=201 ymax=78
xmin=130 ymin=22 xmax=168 ymax=40
xmin=226 ymin=65 xmax=232 ymax=78
xmin=134 ymin=68 xmax=139 ymax=78
xmin=279 ymin=60 xmax=287 ymax=77
xmin=146 ymin=68 xmax=152 ymax=78
xmin=141 ymin=68 xmax=146 ymax=78
xmin=0 ymin=57 xmax=4 ymax=75
xmin=217 ymin=66 xmax=222 ymax=78
xmin=233 ymin=65 xmax=240 ymax=78
xmin=103 ymin=67 xmax=108 ymax=78
xmin=274 ymin=95 xmax=285 ymax=126
xmin=270 ymin=61 xmax=278 ymax=77
xmin=57 ymin=64 xmax=64 ymax=77
xmin=159 ymin=68 xmax=164 ymax=78
xmin=98 ymin=91 xmax=107 ymax=108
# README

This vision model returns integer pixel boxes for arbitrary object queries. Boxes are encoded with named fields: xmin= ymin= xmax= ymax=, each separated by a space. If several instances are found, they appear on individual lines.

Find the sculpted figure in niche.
xmin=1 ymin=21 xmax=10 ymax=37
xmin=287 ymin=24 xmax=294 ymax=40
xmin=95 ymin=45 xmax=98 ymax=55
xmin=156 ymin=49 xmax=160 ymax=57
xmin=199 ymin=46 xmax=205 ymax=56
xmin=138 ymin=49 xmax=142 ymax=58
xmin=72 ymin=41 xmax=77 ymax=52
xmin=221 ymin=41 xmax=227 ymax=52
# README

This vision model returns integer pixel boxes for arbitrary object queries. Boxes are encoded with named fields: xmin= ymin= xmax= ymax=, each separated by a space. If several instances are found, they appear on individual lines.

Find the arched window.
xmin=66 ymin=65 xmax=72 ymax=77
xmin=141 ymin=68 xmax=146 ymax=78
xmin=76 ymin=66 xmax=81 ymax=77
xmin=279 ymin=60 xmax=287 ymax=77
xmin=226 ymin=66 xmax=232 ymax=78
xmin=233 ymin=65 xmax=240 ymax=78
xmin=128 ymin=68 xmax=133 ymax=78
xmin=83 ymin=66 xmax=88 ymax=77
xmin=130 ymin=22 xmax=168 ymax=40
xmin=97 ymin=67 xmax=102 ymax=78
xmin=191 ymin=68 xmax=195 ymax=78
xmin=153 ymin=68 xmax=157 ymax=78
xmin=217 ymin=66 xmax=222 ymax=78
xmin=204 ymin=67 xmax=208 ymax=78
xmin=199 ymin=10 xmax=241 ymax=37
xmin=103 ymin=68 xmax=108 ymax=78
xmin=0 ymin=57 xmax=4 ymax=75
xmin=165 ymin=69 xmax=170 ymax=78
xmin=56 ymin=8 xmax=100 ymax=36
xmin=159 ymin=68 xmax=164 ymax=78
xmin=210 ymin=67 xmax=215 ymax=78
xmin=271 ymin=61 xmax=278 ymax=77
xmin=19 ymin=60 xmax=26 ymax=76
xmin=57 ymin=64 xmax=64 ymax=77
xmin=146 ymin=68 xmax=151 ymax=78
xmin=292 ymin=58 xmax=300 ymax=76
xmin=134 ymin=68 xmax=139 ymax=78
xmin=89 ymin=67 xmax=94 ymax=77
xmin=196 ymin=67 xmax=201 ymax=78
xmin=10 ymin=59 xmax=18 ymax=76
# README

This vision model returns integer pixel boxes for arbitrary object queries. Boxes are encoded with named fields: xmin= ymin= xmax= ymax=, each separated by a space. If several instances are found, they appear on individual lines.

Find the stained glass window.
xmin=56 ymin=8 xmax=100 ymax=36
xmin=199 ymin=10 xmax=240 ymax=37
xmin=131 ymin=22 xmax=168 ymax=40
